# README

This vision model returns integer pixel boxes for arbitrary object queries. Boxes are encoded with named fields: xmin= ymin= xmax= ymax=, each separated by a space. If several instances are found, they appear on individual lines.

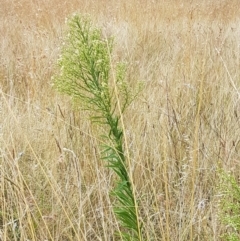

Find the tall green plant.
xmin=218 ymin=169 xmax=240 ymax=241
xmin=53 ymin=14 xmax=142 ymax=240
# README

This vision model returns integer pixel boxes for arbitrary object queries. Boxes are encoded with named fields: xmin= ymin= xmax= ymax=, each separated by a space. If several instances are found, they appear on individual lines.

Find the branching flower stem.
xmin=53 ymin=14 xmax=143 ymax=241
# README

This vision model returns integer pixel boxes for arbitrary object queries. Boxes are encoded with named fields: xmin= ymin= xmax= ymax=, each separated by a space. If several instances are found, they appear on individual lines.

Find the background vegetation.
xmin=1 ymin=0 xmax=240 ymax=240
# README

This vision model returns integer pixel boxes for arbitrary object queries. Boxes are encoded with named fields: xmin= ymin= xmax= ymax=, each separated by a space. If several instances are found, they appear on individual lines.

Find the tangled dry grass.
xmin=1 ymin=0 xmax=240 ymax=240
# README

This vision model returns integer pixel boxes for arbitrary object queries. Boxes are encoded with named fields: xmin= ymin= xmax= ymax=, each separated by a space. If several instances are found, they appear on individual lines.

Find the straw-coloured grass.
xmin=1 ymin=0 xmax=240 ymax=240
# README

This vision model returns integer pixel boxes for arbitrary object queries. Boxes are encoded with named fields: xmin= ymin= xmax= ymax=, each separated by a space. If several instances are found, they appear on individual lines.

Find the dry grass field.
xmin=1 ymin=0 xmax=240 ymax=240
